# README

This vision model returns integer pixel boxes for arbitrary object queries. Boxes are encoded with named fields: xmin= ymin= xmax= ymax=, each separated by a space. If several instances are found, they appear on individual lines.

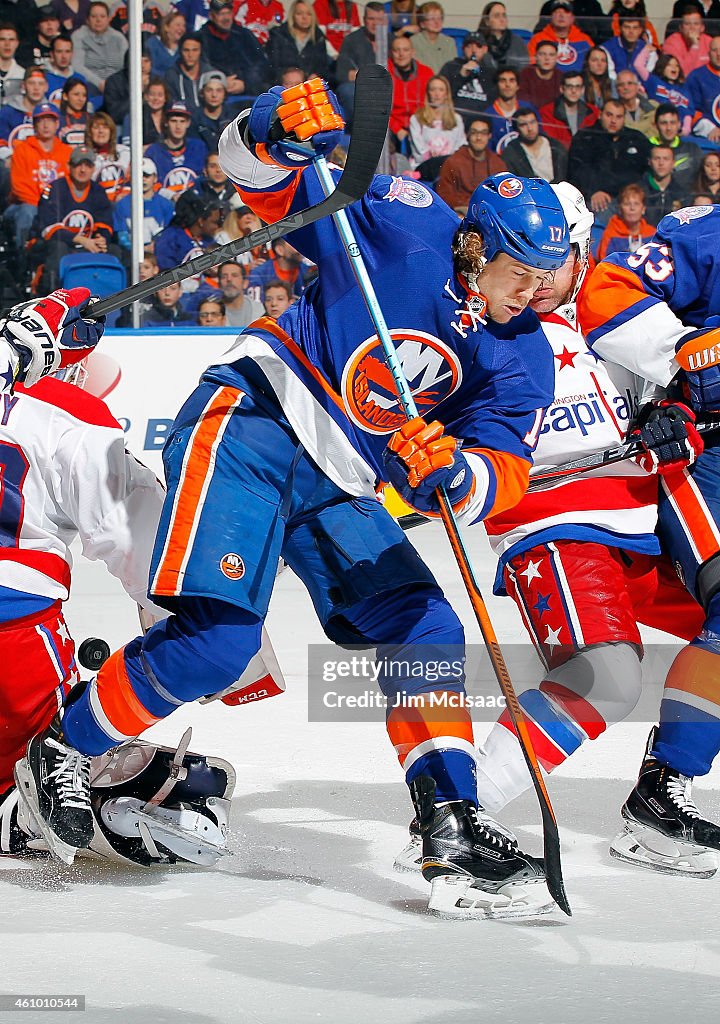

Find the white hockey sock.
xmin=476 ymin=724 xmax=536 ymax=813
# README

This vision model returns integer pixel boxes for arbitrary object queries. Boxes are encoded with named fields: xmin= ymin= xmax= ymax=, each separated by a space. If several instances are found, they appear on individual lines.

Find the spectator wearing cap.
xmin=663 ymin=8 xmax=711 ymax=78
xmin=435 ymin=114 xmax=506 ymax=213
xmin=217 ymin=260 xmax=264 ymax=327
xmin=32 ymin=143 xmax=115 ymax=289
xmin=539 ymin=68 xmax=598 ymax=149
xmin=86 ymin=110 xmax=130 ymax=202
xmin=0 ymin=23 xmax=24 ymax=107
xmin=193 ymin=151 xmax=237 ymax=207
xmin=602 ymin=15 xmax=649 ymax=76
xmin=500 ymin=106 xmax=568 ymax=181
xmin=336 ymin=2 xmax=386 ymax=122
xmin=247 ymin=236 xmax=307 ymax=302
xmin=72 ymin=1 xmax=128 ymax=94
xmin=145 ymin=101 xmax=209 ymax=200
xmin=237 ymin=0 xmax=286 ymax=47
xmin=53 ymin=0 xmax=92 ymax=35
xmin=147 ymin=10 xmax=187 ymax=77
xmin=114 ymin=156 xmax=174 ymax=252
xmin=191 ymin=71 xmax=232 ymax=153
xmin=528 ymin=1 xmax=594 ymax=75
xmin=535 ymin=0 xmax=606 ymax=43
xmin=266 ymin=1 xmax=333 ymax=83
xmin=411 ymin=3 xmax=456 ymax=74
xmin=45 ymin=36 xmax=86 ymax=101
xmin=200 ymin=0 xmax=272 ymax=97
xmin=0 ymin=66 xmax=49 ymax=157
xmin=439 ymin=31 xmax=496 ymax=129
xmin=518 ymin=39 xmax=561 ymax=109
xmin=687 ymin=33 xmax=720 ymax=141
xmin=166 ymin=33 xmax=212 ymax=116
xmin=154 ymin=189 xmax=224 ymax=271
xmin=478 ymin=3 xmax=530 ymax=72
xmin=17 ymin=5 xmax=61 ymax=68
xmin=4 ymin=102 xmax=71 ymax=248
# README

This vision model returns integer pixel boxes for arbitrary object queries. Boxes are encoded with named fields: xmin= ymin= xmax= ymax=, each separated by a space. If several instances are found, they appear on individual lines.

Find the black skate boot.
xmin=14 ymin=684 xmax=93 ymax=866
xmin=610 ymin=728 xmax=719 ymax=878
xmin=410 ymin=775 xmax=553 ymax=919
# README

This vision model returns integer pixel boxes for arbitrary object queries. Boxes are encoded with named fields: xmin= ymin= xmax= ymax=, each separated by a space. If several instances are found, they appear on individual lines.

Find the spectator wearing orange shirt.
xmin=4 ymin=102 xmax=71 ymax=249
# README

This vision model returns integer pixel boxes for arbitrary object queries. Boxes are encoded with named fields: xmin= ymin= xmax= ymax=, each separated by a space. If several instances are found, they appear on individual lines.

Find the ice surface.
xmin=2 ymin=525 xmax=719 ymax=1024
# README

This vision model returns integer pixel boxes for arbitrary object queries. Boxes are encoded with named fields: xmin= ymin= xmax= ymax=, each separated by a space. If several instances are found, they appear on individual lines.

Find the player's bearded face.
xmin=530 ymin=251 xmax=577 ymax=313
xmin=479 ymin=254 xmax=554 ymax=323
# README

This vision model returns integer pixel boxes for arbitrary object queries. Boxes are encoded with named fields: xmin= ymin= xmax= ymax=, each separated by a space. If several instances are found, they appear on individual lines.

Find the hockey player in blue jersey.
xmin=580 ymin=205 xmax=720 ymax=871
xmin=15 ymin=79 xmax=570 ymax=918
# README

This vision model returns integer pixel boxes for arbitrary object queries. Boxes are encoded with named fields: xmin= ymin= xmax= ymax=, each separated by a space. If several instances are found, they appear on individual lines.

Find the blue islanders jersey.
xmin=216 ymin=117 xmax=556 ymax=526
xmin=579 ymin=205 xmax=720 ymax=388
xmin=687 ymin=64 xmax=720 ymax=129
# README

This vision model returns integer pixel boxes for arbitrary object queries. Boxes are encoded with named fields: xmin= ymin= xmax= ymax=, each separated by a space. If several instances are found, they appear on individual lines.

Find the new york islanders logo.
xmin=164 ymin=166 xmax=198 ymax=193
xmin=342 ymin=330 xmax=462 ymax=434
xmin=557 ymin=42 xmax=578 ymax=66
xmin=62 ymin=209 xmax=94 ymax=236
xmin=220 ymin=553 xmax=245 ymax=580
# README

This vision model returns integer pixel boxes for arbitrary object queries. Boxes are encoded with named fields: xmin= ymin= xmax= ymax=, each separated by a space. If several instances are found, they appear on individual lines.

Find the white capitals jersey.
xmin=0 ymin=377 xmax=165 ymax=623
xmin=485 ymin=302 xmax=663 ymax=584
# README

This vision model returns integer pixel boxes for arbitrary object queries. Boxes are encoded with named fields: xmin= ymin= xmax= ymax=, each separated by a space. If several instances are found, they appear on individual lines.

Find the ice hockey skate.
xmin=84 ymin=728 xmax=236 ymax=867
xmin=393 ymin=817 xmax=422 ymax=873
xmin=609 ymin=729 xmax=720 ymax=878
xmin=0 ymin=789 xmax=47 ymax=858
xmin=14 ymin=685 xmax=93 ymax=866
xmin=410 ymin=776 xmax=554 ymax=919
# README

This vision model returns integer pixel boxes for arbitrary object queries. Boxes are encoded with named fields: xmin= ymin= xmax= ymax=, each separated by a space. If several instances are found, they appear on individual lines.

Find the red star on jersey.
xmin=554 ymin=346 xmax=579 ymax=370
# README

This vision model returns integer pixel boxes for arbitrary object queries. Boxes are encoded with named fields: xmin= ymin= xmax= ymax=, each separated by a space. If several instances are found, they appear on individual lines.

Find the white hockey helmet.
xmin=551 ymin=182 xmax=594 ymax=266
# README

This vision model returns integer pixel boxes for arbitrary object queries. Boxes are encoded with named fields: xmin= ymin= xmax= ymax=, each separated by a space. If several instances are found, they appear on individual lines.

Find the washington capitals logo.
xmin=342 ymin=330 xmax=462 ymax=434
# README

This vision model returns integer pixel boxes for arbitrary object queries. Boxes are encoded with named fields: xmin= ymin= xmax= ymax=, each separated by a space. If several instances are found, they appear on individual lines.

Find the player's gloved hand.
xmin=676 ymin=324 xmax=720 ymax=413
xmin=630 ymin=401 xmax=704 ymax=475
xmin=382 ymin=417 xmax=475 ymax=515
xmin=247 ymin=79 xmax=345 ymax=169
xmin=0 ymin=287 xmax=105 ymax=388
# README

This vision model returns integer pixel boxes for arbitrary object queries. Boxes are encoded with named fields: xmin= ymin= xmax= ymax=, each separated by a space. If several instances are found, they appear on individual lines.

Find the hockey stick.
xmin=86 ymin=65 xmax=392 ymax=320
xmin=313 ymin=158 xmax=572 ymax=917
xmin=528 ymin=419 xmax=720 ymax=492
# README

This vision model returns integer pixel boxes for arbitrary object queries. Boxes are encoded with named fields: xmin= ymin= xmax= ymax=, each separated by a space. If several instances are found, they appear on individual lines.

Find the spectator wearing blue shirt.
xmin=146 ymin=10 xmax=187 ymax=77
xmin=602 ymin=15 xmax=647 ymax=75
xmin=114 ymin=157 xmax=174 ymax=252
xmin=145 ymin=101 xmax=209 ymax=199
xmin=154 ymin=189 xmax=223 ymax=271
xmin=246 ymin=237 xmax=308 ymax=303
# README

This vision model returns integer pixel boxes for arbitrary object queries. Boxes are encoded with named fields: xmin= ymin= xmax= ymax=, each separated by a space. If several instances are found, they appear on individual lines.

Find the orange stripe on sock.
xmin=662 ymin=470 xmax=720 ymax=564
xmin=664 ymin=645 xmax=720 ymax=707
xmin=95 ymin=648 xmax=161 ymax=737
xmin=387 ymin=690 xmax=474 ymax=766
xmin=153 ymin=386 xmax=243 ymax=596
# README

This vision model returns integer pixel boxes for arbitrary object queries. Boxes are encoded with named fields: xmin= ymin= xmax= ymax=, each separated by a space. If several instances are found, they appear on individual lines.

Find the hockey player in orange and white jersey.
xmin=394 ymin=184 xmax=720 ymax=878
xmin=0 ymin=287 xmax=238 ymax=867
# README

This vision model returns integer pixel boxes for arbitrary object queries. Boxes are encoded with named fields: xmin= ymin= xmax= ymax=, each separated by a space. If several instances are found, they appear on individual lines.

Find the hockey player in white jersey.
xmin=394 ymin=185 xmax=720 ymax=878
xmin=0 ymin=287 xmax=236 ymax=867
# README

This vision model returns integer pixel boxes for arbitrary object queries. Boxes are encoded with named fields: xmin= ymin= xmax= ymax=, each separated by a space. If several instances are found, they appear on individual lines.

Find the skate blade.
xmin=609 ymin=824 xmax=718 ymax=879
xmin=393 ymin=839 xmax=422 ymax=874
xmin=427 ymin=874 xmax=555 ymax=921
xmin=13 ymin=759 xmax=77 ymax=867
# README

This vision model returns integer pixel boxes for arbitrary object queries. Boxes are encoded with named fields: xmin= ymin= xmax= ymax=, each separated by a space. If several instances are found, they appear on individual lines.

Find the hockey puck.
xmin=77 ymin=637 xmax=111 ymax=671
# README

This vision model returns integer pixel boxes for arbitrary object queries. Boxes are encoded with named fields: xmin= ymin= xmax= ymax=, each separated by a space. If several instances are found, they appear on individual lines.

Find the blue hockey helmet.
xmin=460 ymin=173 xmax=570 ymax=272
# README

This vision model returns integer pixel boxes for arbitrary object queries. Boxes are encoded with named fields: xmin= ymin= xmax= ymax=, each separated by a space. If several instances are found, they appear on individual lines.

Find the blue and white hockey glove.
xmin=630 ymin=401 xmax=704 ymax=475
xmin=383 ymin=417 xmax=475 ymax=515
xmin=676 ymin=323 xmax=720 ymax=413
xmin=0 ymin=287 xmax=105 ymax=388
xmin=247 ymin=79 xmax=345 ymax=169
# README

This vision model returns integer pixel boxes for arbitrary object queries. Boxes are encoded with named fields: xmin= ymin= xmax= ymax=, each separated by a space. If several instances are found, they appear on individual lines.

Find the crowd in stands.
xmin=2 ymin=0 xmax=720 ymax=324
